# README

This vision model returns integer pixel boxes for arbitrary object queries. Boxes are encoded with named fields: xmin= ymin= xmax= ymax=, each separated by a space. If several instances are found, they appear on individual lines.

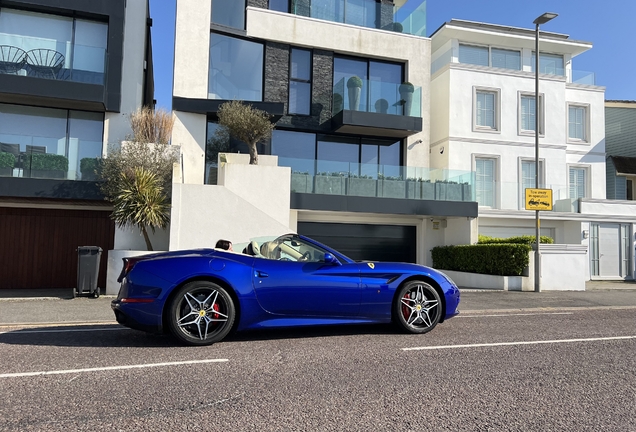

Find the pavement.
xmin=0 ymin=281 xmax=635 ymax=327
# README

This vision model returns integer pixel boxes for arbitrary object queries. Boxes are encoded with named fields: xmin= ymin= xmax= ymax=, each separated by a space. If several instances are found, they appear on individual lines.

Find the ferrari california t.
xmin=111 ymin=233 xmax=460 ymax=346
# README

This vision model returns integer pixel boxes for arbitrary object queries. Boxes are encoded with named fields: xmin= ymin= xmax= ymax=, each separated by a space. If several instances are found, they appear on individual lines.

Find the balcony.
xmin=332 ymin=78 xmax=423 ymax=138
xmin=290 ymin=0 xmax=426 ymax=36
xmin=0 ymin=34 xmax=106 ymax=84
xmin=282 ymin=157 xmax=475 ymax=202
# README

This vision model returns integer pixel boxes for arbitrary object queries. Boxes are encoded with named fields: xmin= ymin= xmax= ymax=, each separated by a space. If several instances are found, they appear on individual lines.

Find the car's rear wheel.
xmin=394 ymin=281 xmax=442 ymax=334
xmin=167 ymin=281 xmax=235 ymax=346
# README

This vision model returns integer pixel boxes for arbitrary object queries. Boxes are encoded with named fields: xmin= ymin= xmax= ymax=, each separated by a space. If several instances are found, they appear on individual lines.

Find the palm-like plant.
xmin=111 ymin=167 xmax=170 ymax=251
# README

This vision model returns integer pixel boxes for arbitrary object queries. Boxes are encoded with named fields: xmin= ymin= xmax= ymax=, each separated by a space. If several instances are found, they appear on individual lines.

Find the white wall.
xmin=113 ymin=224 xmax=170 ymax=251
xmin=173 ymin=0 xmax=210 ymax=99
xmin=172 ymin=111 xmax=207 ymax=184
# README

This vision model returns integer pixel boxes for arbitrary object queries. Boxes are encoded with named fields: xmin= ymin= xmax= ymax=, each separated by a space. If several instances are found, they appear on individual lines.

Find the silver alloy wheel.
xmin=168 ymin=281 xmax=235 ymax=345
xmin=177 ymin=289 xmax=229 ymax=340
xmin=395 ymin=281 xmax=442 ymax=334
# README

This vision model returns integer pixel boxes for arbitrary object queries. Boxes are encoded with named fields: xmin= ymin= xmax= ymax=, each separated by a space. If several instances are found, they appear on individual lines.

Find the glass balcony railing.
xmin=333 ymin=77 xmax=422 ymax=117
xmin=0 ymin=33 xmax=106 ymax=84
xmin=476 ymin=181 xmax=577 ymax=211
xmin=571 ymin=69 xmax=595 ymax=85
xmin=280 ymin=157 xmax=475 ymax=202
xmin=290 ymin=0 xmax=426 ymax=36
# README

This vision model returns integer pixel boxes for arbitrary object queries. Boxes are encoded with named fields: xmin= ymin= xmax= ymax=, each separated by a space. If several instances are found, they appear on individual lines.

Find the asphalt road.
xmin=1 ymin=300 xmax=635 ymax=431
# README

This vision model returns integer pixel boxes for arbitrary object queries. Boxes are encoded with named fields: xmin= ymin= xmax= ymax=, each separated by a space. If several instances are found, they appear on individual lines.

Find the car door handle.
xmin=255 ymin=270 xmax=269 ymax=278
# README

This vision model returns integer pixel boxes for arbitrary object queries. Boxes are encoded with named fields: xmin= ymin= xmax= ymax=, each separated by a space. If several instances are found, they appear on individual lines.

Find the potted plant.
xmin=24 ymin=153 xmax=68 ymax=179
xmin=399 ymin=81 xmax=415 ymax=116
xmin=375 ymin=98 xmax=389 ymax=114
xmin=80 ymin=157 xmax=101 ymax=181
xmin=347 ymin=76 xmax=363 ymax=111
xmin=348 ymin=173 xmax=376 ymax=197
xmin=0 ymin=151 xmax=15 ymax=177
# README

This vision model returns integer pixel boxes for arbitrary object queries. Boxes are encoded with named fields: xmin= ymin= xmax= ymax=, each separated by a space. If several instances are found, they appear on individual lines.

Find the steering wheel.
xmin=300 ymin=251 xmax=311 ymax=261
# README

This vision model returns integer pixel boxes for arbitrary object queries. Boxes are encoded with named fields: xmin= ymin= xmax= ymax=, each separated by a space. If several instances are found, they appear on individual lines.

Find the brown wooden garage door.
xmin=0 ymin=207 xmax=115 ymax=290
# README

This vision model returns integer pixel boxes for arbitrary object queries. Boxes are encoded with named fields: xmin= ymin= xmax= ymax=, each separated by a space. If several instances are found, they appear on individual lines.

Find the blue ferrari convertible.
xmin=111 ymin=234 xmax=460 ymax=346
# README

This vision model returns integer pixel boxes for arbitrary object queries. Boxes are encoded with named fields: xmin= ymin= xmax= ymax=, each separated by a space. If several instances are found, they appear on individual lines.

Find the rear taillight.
xmin=117 ymin=257 xmax=144 ymax=282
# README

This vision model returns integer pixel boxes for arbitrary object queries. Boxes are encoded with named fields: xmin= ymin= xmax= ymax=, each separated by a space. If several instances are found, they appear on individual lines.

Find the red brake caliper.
xmin=212 ymin=303 xmax=220 ymax=319
xmin=402 ymin=292 xmax=411 ymax=320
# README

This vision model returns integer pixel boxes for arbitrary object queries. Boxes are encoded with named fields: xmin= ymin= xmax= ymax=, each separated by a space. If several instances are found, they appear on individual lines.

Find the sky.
xmin=149 ymin=0 xmax=636 ymax=111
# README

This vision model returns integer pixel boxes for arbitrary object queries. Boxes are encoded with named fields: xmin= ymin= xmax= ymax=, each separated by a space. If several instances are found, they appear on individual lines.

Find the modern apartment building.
xmin=170 ymin=0 xmax=477 ymax=265
xmin=430 ymin=20 xmax=636 ymax=280
xmin=0 ymin=0 xmax=153 ymax=290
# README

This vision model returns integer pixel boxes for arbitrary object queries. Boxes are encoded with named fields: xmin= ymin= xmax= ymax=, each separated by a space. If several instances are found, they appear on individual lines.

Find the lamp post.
xmin=533 ymin=12 xmax=557 ymax=293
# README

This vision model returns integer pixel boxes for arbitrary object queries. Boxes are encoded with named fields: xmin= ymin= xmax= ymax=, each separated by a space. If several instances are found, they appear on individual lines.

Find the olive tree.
xmin=216 ymin=100 xmax=276 ymax=165
xmin=100 ymin=107 xmax=179 ymax=251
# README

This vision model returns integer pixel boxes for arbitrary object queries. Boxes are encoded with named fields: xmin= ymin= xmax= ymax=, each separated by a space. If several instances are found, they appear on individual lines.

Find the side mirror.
xmin=323 ymin=253 xmax=339 ymax=265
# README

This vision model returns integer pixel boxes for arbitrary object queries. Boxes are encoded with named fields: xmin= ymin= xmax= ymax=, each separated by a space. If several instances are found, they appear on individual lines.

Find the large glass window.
xmin=491 ymin=48 xmax=520 ymax=70
xmin=459 ymin=44 xmax=521 ymax=71
xmin=0 ymin=104 xmax=103 ymax=180
xmin=289 ymin=49 xmax=311 ymax=115
xmin=475 ymin=158 xmax=495 ymax=207
xmin=521 ymin=160 xmax=544 ymax=192
xmin=209 ymin=33 xmax=263 ymax=101
xmin=271 ymin=130 xmax=316 ymax=174
xmin=270 ymin=0 xmax=289 ymax=13
xmin=569 ymin=167 xmax=587 ymax=199
xmin=531 ymin=52 xmax=564 ymax=76
xmin=458 ymin=44 xmax=488 ymax=66
xmin=0 ymin=8 xmax=107 ymax=83
xmin=211 ymin=0 xmax=245 ymax=29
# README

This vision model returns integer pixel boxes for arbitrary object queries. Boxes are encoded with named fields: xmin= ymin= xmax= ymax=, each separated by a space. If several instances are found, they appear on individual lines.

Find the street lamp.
xmin=533 ymin=12 xmax=557 ymax=293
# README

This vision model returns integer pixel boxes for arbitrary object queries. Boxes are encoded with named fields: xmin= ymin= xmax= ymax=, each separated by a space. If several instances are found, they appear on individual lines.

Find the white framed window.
xmin=458 ymin=44 xmax=521 ymax=71
xmin=531 ymin=52 xmax=565 ymax=76
xmin=474 ymin=156 xmax=498 ymax=208
xmin=567 ymin=103 xmax=589 ymax=142
xmin=473 ymin=87 xmax=500 ymax=132
xmin=518 ymin=92 xmax=544 ymax=136
xmin=520 ymin=158 xmax=545 ymax=209
xmin=569 ymin=165 xmax=588 ymax=200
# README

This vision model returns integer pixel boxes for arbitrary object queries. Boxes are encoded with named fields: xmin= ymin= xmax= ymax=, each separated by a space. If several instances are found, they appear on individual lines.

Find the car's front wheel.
xmin=394 ymin=281 xmax=442 ymax=334
xmin=167 ymin=281 xmax=235 ymax=346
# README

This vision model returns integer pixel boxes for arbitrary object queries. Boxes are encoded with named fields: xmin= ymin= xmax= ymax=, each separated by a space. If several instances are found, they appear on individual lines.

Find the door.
xmin=590 ymin=223 xmax=631 ymax=279
xmin=252 ymin=236 xmax=361 ymax=317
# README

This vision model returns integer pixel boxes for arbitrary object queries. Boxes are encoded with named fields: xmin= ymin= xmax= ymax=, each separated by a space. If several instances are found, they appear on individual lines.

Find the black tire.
xmin=394 ymin=280 xmax=442 ymax=334
xmin=167 ymin=281 xmax=235 ymax=346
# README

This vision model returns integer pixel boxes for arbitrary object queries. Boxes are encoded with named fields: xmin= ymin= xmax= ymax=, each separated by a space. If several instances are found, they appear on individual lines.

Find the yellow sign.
xmin=525 ymin=188 xmax=553 ymax=211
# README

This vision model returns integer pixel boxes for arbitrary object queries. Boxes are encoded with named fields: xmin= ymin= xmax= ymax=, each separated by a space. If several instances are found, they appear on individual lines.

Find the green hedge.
xmin=25 ymin=153 xmax=68 ymax=171
xmin=478 ymin=234 xmax=554 ymax=245
xmin=0 ymin=152 xmax=15 ymax=168
xmin=432 ymin=244 xmax=531 ymax=276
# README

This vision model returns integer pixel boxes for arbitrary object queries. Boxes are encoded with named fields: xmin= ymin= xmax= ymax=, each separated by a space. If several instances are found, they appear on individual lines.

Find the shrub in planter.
xmin=374 ymin=98 xmax=389 ymax=114
xmin=291 ymin=170 xmax=312 ymax=193
xmin=432 ymin=244 xmax=532 ymax=276
xmin=80 ymin=157 xmax=102 ymax=181
xmin=315 ymin=171 xmax=347 ymax=195
xmin=378 ymin=173 xmax=405 ymax=198
xmin=348 ymin=173 xmax=376 ymax=197
xmin=24 ymin=153 xmax=68 ymax=179
xmin=478 ymin=234 xmax=554 ymax=245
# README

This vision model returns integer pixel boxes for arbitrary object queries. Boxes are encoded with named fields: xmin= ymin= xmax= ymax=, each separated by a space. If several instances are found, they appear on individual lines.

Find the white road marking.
xmin=458 ymin=312 xmax=574 ymax=318
xmin=0 ymin=359 xmax=229 ymax=379
xmin=0 ymin=327 xmax=127 ymax=335
xmin=403 ymin=335 xmax=636 ymax=351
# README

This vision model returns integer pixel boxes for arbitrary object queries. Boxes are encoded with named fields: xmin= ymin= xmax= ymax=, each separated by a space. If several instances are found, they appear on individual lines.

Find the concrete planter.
xmin=435 ymin=182 xmax=463 ymax=201
xmin=106 ymin=249 xmax=159 ymax=295
xmin=421 ymin=182 xmax=435 ymax=200
xmin=348 ymin=177 xmax=377 ymax=197
xmin=348 ymin=86 xmax=361 ymax=111
xmin=379 ymin=179 xmax=406 ymax=198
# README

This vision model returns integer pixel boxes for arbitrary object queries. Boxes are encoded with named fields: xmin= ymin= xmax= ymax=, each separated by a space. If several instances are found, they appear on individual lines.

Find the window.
xmin=260 ymin=235 xmax=330 ymax=263
xmin=269 ymin=0 xmax=289 ymax=12
xmin=569 ymin=166 xmax=587 ymax=199
xmin=289 ymin=49 xmax=311 ymax=115
xmin=211 ymin=0 xmax=245 ymax=29
xmin=271 ymin=130 xmax=316 ymax=175
xmin=458 ymin=44 xmax=521 ymax=71
xmin=333 ymin=57 xmax=404 ymax=115
xmin=0 ymin=103 xmax=103 ymax=180
xmin=521 ymin=160 xmax=544 ymax=198
xmin=0 ymin=8 xmax=107 ymax=83
xmin=209 ymin=33 xmax=263 ymax=101
xmin=531 ymin=52 xmax=564 ymax=76
xmin=568 ymin=104 xmax=588 ymax=141
xmin=474 ymin=88 xmax=499 ymax=131
xmin=475 ymin=158 xmax=496 ymax=207
xmin=519 ymin=93 xmax=544 ymax=135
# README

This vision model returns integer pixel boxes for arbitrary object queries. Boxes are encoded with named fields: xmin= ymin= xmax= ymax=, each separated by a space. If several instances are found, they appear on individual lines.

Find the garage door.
xmin=297 ymin=222 xmax=416 ymax=263
xmin=0 ymin=207 xmax=115 ymax=290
